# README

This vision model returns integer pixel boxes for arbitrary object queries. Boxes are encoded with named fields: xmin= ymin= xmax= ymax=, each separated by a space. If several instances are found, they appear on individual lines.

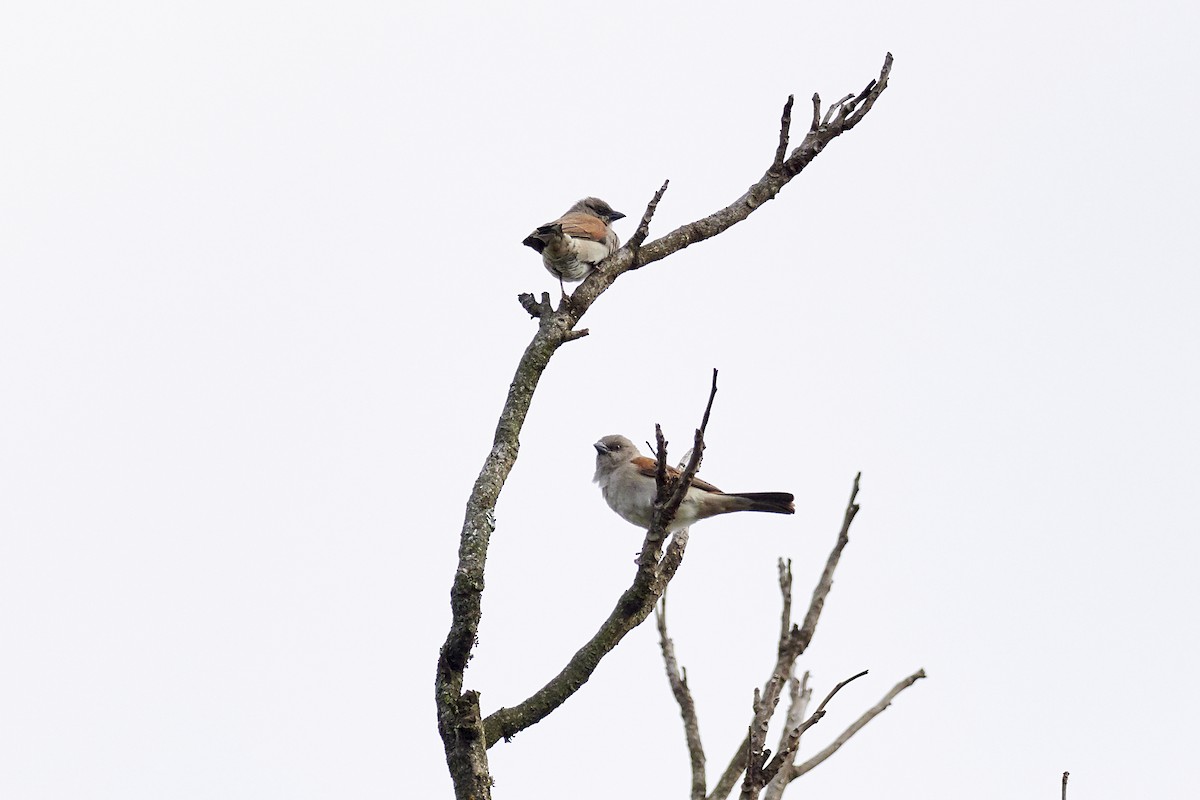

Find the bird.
xmin=592 ymin=434 xmax=795 ymax=532
xmin=522 ymin=197 xmax=625 ymax=294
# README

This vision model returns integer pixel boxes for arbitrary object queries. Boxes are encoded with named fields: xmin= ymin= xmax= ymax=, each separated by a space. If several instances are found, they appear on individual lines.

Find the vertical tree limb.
xmin=763 ymin=671 xmax=810 ymax=800
xmin=657 ymin=593 xmax=708 ymax=800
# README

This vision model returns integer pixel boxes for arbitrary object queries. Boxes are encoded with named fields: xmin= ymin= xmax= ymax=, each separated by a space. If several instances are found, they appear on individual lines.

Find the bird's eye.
xmin=609 ymin=442 xmax=620 ymax=450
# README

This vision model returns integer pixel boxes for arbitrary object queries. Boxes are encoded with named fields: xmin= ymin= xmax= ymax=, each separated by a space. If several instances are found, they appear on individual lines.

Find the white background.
xmin=2 ymin=1 xmax=1197 ymax=798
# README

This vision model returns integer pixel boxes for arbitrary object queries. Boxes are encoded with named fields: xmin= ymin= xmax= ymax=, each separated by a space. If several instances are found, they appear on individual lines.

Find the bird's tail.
xmin=724 ymin=492 xmax=795 ymax=515
xmin=521 ymin=223 xmax=563 ymax=253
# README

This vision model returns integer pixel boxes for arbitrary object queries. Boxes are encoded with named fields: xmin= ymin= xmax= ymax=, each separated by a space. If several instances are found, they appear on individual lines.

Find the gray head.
xmin=593 ymin=434 xmax=639 ymax=482
xmin=569 ymin=197 xmax=626 ymax=223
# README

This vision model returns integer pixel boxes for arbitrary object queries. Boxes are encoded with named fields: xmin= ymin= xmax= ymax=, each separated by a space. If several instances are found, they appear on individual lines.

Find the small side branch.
xmin=758 ymin=670 xmax=869 ymax=790
xmin=518 ymin=291 xmax=553 ymax=318
xmin=777 ymin=559 xmax=793 ymax=643
xmin=789 ymin=668 xmax=927 ymax=781
xmin=628 ymin=179 xmax=670 ymax=255
xmin=647 ymin=369 xmax=718 ymax=554
xmin=563 ymin=328 xmax=590 ymax=342
xmin=793 ymin=670 xmax=870 ymax=738
xmin=1062 ymin=771 xmax=1070 ymax=800
xmin=763 ymin=672 xmax=810 ymax=800
xmin=796 ymin=473 xmax=860 ymax=652
xmin=772 ymin=96 xmax=795 ymax=171
xmin=667 ymin=369 xmax=718 ymax=512
xmin=657 ymin=593 xmax=707 ymax=800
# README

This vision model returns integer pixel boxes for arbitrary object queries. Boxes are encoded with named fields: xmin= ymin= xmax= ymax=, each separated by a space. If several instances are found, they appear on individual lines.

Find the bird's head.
xmin=573 ymin=197 xmax=626 ymax=223
xmin=593 ymin=434 xmax=638 ymax=483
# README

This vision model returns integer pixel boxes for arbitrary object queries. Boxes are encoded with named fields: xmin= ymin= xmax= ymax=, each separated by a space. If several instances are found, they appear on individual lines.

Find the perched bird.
xmin=522 ymin=197 xmax=625 ymax=293
xmin=592 ymin=434 xmax=795 ymax=532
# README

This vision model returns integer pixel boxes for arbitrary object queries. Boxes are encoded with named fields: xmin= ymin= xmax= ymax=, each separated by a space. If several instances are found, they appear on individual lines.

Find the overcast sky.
xmin=3 ymin=1 xmax=1197 ymax=798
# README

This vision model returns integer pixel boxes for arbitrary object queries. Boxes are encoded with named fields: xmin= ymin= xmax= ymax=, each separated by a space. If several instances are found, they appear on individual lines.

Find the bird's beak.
xmin=609 ymin=211 xmax=626 ymax=222
xmin=593 ymin=442 xmax=609 ymax=454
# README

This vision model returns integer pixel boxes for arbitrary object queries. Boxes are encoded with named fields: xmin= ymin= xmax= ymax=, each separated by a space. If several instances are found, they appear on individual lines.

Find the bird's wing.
xmin=630 ymin=456 xmax=723 ymax=493
xmin=557 ymin=211 xmax=609 ymax=242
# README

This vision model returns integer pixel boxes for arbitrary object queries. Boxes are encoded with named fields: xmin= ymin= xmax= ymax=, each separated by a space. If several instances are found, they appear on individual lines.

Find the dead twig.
xmin=657 ymin=593 xmax=707 ymax=800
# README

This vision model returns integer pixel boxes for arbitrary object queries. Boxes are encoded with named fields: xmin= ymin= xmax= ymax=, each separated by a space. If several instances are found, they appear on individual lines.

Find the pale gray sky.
xmin=2 ymin=1 xmax=1197 ymax=798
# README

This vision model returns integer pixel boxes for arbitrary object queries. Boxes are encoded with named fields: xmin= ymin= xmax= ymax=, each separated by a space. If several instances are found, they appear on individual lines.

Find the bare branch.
xmin=482 ymin=530 xmax=693 ymax=746
xmin=565 ymin=53 xmax=894 ymax=314
xmin=758 ymin=670 xmax=868 ymax=792
xmin=844 ymin=53 xmax=893 ymax=129
xmin=789 ymin=668 xmax=927 ymax=780
xmin=652 ymin=424 xmax=670 ymax=530
xmin=646 ymin=369 xmax=719 ymax=555
xmin=795 ymin=472 xmax=860 ymax=652
xmin=667 ymin=369 xmax=718 ymax=510
xmin=763 ymin=671 xmax=810 ymax=800
xmin=517 ymin=291 xmax=552 ymax=318
xmin=627 ymin=179 xmax=670 ymax=255
xmin=740 ymin=685 xmax=777 ymax=800
xmin=772 ymin=96 xmax=795 ymax=171
xmin=808 ymin=93 xmax=821 ymax=133
xmin=1062 ymin=771 xmax=1070 ymax=800
xmin=821 ymin=93 xmax=856 ymax=126
xmin=709 ymin=473 xmax=863 ymax=800
xmin=808 ymin=670 xmax=870 ymax=724
xmin=777 ymin=558 xmax=793 ymax=643
xmin=657 ymin=593 xmax=707 ymax=800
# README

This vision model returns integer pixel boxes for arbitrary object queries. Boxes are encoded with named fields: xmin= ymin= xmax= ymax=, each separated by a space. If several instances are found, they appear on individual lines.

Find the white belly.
xmin=543 ymin=237 xmax=610 ymax=282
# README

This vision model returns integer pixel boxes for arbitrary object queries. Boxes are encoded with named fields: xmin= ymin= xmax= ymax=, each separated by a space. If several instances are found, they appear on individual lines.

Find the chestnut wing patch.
xmin=558 ymin=211 xmax=608 ymax=242
xmin=630 ymin=456 xmax=724 ymax=494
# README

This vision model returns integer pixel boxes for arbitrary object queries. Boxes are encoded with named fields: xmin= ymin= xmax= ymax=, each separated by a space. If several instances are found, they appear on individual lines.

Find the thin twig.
xmin=789 ymin=668 xmax=927 ymax=781
xmin=772 ymin=96 xmax=795 ymax=171
xmin=760 ymin=670 xmax=868 ymax=790
xmin=795 ymin=473 xmax=860 ymax=651
xmin=822 ymin=93 xmax=856 ymax=126
xmin=809 ymin=670 xmax=870 ymax=723
xmin=777 ymin=558 xmax=793 ymax=643
xmin=844 ymin=53 xmax=893 ymax=129
xmin=739 ymin=689 xmax=772 ymax=800
xmin=647 ymin=423 xmax=671 ymax=564
xmin=1062 ymin=771 xmax=1070 ymax=800
xmin=657 ymin=593 xmax=707 ymax=800
xmin=627 ymin=179 xmax=670 ymax=256
xmin=763 ymin=671 xmax=810 ymax=800
xmin=658 ymin=369 xmax=719 ymax=537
